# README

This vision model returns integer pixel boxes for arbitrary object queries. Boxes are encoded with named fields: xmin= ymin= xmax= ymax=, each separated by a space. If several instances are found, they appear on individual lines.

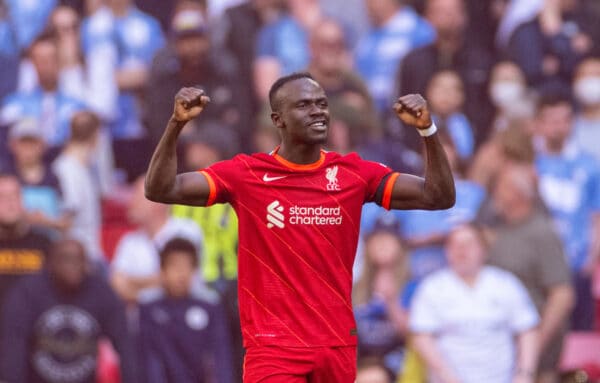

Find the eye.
xmin=318 ymin=100 xmax=328 ymax=108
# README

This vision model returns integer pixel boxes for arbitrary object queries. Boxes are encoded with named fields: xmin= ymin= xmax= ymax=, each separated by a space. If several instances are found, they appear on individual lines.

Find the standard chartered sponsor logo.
xmin=267 ymin=201 xmax=285 ymax=228
xmin=266 ymin=201 xmax=343 ymax=229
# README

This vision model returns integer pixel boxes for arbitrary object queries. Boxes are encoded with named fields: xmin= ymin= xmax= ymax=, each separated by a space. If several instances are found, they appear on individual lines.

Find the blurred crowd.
xmin=0 ymin=0 xmax=600 ymax=382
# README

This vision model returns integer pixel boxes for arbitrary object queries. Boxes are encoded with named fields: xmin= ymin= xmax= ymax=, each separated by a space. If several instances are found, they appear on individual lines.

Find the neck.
xmin=375 ymin=7 xmax=400 ymax=27
xmin=277 ymin=142 xmax=322 ymax=165
xmin=545 ymin=138 xmax=565 ymax=154
xmin=65 ymin=144 xmax=91 ymax=164
xmin=40 ymin=80 xmax=58 ymax=93
xmin=144 ymin=214 xmax=169 ymax=238
xmin=457 ymin=270 xmax=479 ymax=286
xmin=17 ymin=162 xmax=45 ymax=184
xmin=111 ymin=3 xmax=130 ymax=17
xmin=436 ymin=33 xmax=463 ymax=53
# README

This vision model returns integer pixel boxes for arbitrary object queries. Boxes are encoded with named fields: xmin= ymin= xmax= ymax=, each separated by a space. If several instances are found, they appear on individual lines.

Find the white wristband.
xmin=418 ymin=122 xmax=438 ymax=137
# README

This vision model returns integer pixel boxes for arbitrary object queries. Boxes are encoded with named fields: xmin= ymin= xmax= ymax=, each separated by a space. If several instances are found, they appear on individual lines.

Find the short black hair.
xmin=536 ymin=89 xmax=573 ymax=113
xmin=268 ymin=72 xmax=315 ymax=111
xmin=159 ymin=237 xmax=199 ymax=268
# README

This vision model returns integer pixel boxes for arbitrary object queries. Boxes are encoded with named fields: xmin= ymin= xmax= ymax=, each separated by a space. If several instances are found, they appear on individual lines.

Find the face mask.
xmin=490 ymin=81 xmax=525 ymax=109
xmin=574 ymin=77 xmax=600 ymax=106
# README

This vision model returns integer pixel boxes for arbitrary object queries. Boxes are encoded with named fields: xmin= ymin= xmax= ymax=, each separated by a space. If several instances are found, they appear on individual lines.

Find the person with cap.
xmin=6 ymin=118 xmax=70 ymax=234
xmin=144 ymin=0 xmax=250 ymax=148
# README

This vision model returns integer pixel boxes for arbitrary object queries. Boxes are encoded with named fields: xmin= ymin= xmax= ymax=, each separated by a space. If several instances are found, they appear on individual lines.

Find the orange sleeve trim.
xmin=382 ymin=172 xmax=400 ymax=210
xmin=199 ymin=170 xmax=217 ymax=206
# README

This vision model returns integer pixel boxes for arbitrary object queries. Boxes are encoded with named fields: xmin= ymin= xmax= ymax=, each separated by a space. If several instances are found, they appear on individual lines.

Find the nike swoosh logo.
xmin=263 ymin=174 xmax=287 ymax=182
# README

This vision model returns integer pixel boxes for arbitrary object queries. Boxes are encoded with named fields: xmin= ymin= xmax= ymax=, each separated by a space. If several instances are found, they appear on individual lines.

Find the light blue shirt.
xmin=256 ymin=15 xmax=309 ymax=75
xmin=82 ymin=7 xmax=165 ymax=138
xmin=355 ymin=7 xmax=435 ymax=111
xmin=536 ymin=143 xmax=600 ymax=271
xmin=0 ymin=88 xmax=85 ymax=146
xmin=435 ymin=113 xmax=475 ymax=160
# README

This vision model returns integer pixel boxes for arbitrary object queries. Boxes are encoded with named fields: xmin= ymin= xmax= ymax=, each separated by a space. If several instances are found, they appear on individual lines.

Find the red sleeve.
xmin=353 ymin=154 xmax=396 ymax=207
xmin=197 ymin=156 xmax=241 ymax=206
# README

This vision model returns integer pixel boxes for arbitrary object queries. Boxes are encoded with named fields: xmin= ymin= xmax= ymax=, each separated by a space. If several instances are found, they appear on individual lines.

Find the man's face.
xmin=175 ymin=34 xmax=210 ymax=67
xmin=162 ymin=251 xmax=196 ymax=298
xmin=445 ymin=226 xmax=485 ymax=277
xmin=49 ymin=241 xmax=88 ymax=291
xmin=30 ymin=40 xmax=59 ymax=90
xmin=537 ymin=102 xmax=573 ymax=148
xmin=272 ymin=78 xmax=330 ymax=145
xmin=425 ymin=0 xmax=467 ymax=36
xmin=310 ymin=22 xmax=346 ymax=75
xmin=9 ymin=137 xmax=46 ymax=167
xmin=0 ymin=177 xmax=24 ymax=226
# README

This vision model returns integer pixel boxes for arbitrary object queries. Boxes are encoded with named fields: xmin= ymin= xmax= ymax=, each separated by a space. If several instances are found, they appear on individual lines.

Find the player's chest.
xmin=238 ymin=164 xmax=364 ymax=200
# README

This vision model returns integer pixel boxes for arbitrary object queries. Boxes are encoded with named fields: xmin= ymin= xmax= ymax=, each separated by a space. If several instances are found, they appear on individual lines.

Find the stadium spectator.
xmin=486 ymin=164 xmax=574 ymax=383
xmin=487 ymin=60 xmax=536 ymax=133
xmin=425 ymin=70 xmax=474 ymax=160
xmin=111 ymin=176 xmax=204 ymax=304
xmin=353 ymin=217 xmax=412 ymax=374
xmin=81 ymin=0 xmax=165 ymax=139
xmin=6 ymin=118 xmax=68 ymax=233
xmin=52 ymin=110 xmax=103 ymax=262
xmin=144 ymin=2 xmax=247 ymax=147
xmin=0 ymin=238 xmax=136 ymax=383
xmin=534 ymin=92 xmax=600 ymax=331
xmin=507 ymin=0 xmax=596 ymax=93
xmin=220 ymin=0 xmax=285 ymax=118
xmin=469 ymin=118 xmax=536 ymax=190
xmin=0 ymin=31 xmax=84 ymax=147
xmin=307 ymin=18 xmax=382 ymax=149
xmin=138 ymin=237 xmax=234 ymax=383
xmin=355 ymin=0 xmax=434 ymax=112
xmin=49 ymin=4 xmax=119 ymax=123
xmin=0 ymin=173 xmax=52 ymax=326
xmin=253 ymin=0 xmax=324 ymax=100
xmin=410 ymin=224 xmax=539 ymax=383
xmin=572 ymin=56 xmax=600 ymax=162
xmin=395 ymin=0 xmax=494 ymax=140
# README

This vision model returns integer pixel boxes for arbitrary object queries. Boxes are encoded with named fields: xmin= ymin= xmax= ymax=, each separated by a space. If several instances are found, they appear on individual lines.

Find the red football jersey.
xmin=201 ymin=149 xmax=397 ymax=347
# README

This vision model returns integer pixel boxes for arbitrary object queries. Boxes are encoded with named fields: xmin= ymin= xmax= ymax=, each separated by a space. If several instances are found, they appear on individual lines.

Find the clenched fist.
xmin=172 ymin=87 xmax=211 ymax=123
xmin=393 ymin=94 xmax=433 ymax=130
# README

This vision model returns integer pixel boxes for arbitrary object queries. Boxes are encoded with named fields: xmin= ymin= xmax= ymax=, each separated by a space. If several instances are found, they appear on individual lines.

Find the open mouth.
xmin=308 ymin=121 xmax=328 ymax=132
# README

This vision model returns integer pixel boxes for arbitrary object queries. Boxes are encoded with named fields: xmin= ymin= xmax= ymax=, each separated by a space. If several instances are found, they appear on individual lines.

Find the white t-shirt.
xmin=52 ymin=152 xmax=102 ymax=261
xmin=111 ymin=217 xmax=204 ymax=302
xmin=409 ymin=266 xmax=539 ymax=383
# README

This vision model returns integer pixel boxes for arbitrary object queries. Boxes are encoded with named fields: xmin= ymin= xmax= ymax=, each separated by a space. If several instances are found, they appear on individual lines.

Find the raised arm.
xmin=145 ymin=87 xmax=212 ymax=206
xmin=388 ymin=95 xmax=455 ymax=210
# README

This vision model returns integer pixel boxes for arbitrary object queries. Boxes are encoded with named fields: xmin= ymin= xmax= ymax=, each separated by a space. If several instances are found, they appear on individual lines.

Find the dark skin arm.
xmin=388 ymin=95 xmax=456 ymax=210
xmin=144 ymin=87 xmax=212 ymax=205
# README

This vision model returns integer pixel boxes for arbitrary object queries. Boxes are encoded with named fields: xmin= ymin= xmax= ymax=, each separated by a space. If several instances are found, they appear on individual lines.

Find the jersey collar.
xmin=271 ymin=146 xmax=326 ymax=171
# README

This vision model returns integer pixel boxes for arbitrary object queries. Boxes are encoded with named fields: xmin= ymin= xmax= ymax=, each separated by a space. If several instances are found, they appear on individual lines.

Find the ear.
xmin=271 ymin=111 xmax=284 ymax=130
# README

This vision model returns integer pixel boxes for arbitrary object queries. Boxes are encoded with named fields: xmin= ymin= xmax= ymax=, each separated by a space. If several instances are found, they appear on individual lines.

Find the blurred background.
xmin=0 ymin=0 xmax=599 ymax=382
